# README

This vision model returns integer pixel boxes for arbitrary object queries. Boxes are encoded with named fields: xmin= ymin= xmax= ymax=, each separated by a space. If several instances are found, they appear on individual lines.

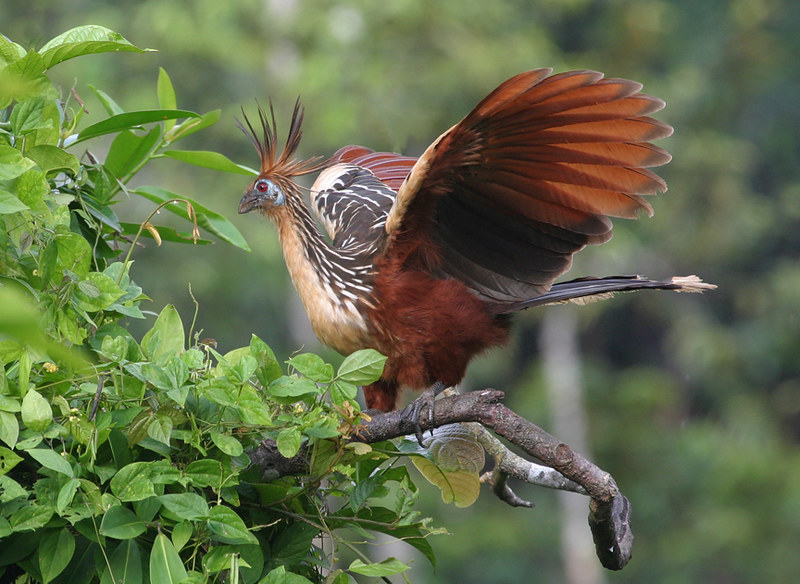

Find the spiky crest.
xmin=236 ymin=98 xmax=327 ymax=184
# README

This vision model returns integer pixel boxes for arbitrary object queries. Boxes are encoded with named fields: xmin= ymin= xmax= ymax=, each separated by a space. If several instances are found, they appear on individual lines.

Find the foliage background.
xmin=3 ymin=0 xmax=799 ymax=582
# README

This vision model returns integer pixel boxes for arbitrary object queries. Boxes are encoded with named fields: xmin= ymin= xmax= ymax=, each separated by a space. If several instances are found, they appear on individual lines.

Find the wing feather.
xmin=380 ymin=68 xmax=673 ymax=308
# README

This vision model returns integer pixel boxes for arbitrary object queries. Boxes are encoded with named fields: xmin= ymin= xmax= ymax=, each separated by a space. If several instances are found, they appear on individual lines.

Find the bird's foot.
xmin=401 ymin=381 xmax=447 ymax=447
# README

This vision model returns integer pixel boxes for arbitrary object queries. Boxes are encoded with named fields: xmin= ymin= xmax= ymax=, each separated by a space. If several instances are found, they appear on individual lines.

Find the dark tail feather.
xmin=495 ymin=275 xmax=716 ymax=313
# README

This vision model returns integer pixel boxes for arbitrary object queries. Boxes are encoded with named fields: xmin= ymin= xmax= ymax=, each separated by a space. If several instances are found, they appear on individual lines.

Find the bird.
xmin=237 ymin=68 xmax=714 ymax=413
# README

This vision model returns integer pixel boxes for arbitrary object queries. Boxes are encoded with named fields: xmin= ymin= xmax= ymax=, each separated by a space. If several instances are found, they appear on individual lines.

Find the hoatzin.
xmin=237 ymin=68 xmax=713 ymax=412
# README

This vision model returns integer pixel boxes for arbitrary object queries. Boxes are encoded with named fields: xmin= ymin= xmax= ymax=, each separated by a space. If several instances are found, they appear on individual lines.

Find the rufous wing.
xmin=380 ymin=68 xmax=673 ymax=310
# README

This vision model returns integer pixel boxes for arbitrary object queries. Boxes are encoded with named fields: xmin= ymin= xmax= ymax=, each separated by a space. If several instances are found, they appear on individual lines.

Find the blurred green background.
xmin=4 ymin=0 xmax=800 ymax=582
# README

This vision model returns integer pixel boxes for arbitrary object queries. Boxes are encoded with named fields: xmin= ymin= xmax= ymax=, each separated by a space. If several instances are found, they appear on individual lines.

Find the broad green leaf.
xmin=0 ymin=446 xmax=23 ymax=475
xmin=0 ymin=411 xmax=19 ymax=448
xmin=157 ymin=68 xmax=177 ymax=132
xmin=39 ymin=528 xmax=75 ymax=583
xmin=100 ymin=505 xmax=147 ymax=539
xmin=0 ymin=144 xmax=36 ymax=180
xmin=41 ymin=227 xmax=92 ymax=284
xmin=10 ymin=504 xmax=53 ymax=531
xmin=141 ymin=304 xmax=185 ymax=364
xmin=276 ymin=427 xmax=302 ymax=458
xmin=207 ymin=505 xmax=258 ymax=544
xmin=260 ymin=566 xmax=315 ymax=584
xmin=330 ymin=380 xmax=358 ymax=406
xmin=270 ymin=522 xmax=320 ymax=567
xmin=160 ymin=149 xmax=256 ymax=175
xmin=20 ymin=388 xmax=52 ymax=432
xmin=73 ymin=271 xmax=127 ymax=312
xmin=9 ymin=97 xmax=54 ymax=136
xmin=25 ymin=145 xmax=80 ymax=176
xmin=0 ymin=187 xmax=29 ymax=214
xmin=56 ymin=477 xmax=80 ymax=513
xmin=74 ymin=109 xmax=199 ymax=143
xmin=348 ymin=558 xmax=410 ymax=577
xmin=0 ymin=474 xmax=28 ymax=502
xmin=288 ymin=353 xmax=334 ymax=383
xmin=337 ymin=349 xmax=387 ymax=385
xmin=158 ymin=493 xmax=210 ymax=521
xmin=27 ymin=448 xmax=74 ymax=477
xmin=101 ymin=539 xmax=143 ymax=584
xmin=149 ymin=533 xmax=188 ymax=584
xmin=104 ymin=127 xmax=161 ymax=180
xmin=210 ymin=430 xmax=244 ymax=457
xmin=0 ymin=34 xmax=26 ymax=66
xmin=250 ymin=334 xmax=283 ymax=385
xmin=184 ymin=459 xmax=223 ymax=489
xmin=268 ymin=375 xmax=321 ymax=399
xmin=171 ymin=521 xmax=193 ymax=551
xmin=39 ymin=26 xmax=149 ymax=69
xmin=110 ymin=462 xmax=156 ymax=501
xmin=134 ymin=186 xmax=251 ymax=251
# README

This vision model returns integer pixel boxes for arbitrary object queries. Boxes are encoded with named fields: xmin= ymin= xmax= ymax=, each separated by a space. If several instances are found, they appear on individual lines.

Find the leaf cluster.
xmin=0 ymin=26 xmax=445 ymax=584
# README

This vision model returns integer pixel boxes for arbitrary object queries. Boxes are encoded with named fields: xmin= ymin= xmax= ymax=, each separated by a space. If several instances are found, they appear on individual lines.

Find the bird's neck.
xmin=271 ymin=195 xmax=375 ymax=354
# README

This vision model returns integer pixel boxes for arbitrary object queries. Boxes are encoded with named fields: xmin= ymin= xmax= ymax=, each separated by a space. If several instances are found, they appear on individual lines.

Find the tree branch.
xmin=250 ymin=388 xmax=634 ymax=570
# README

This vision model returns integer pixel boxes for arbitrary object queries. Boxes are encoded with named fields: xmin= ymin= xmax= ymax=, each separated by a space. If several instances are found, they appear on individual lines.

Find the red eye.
xmin=256 ymin=180 xmax=269 ymax=192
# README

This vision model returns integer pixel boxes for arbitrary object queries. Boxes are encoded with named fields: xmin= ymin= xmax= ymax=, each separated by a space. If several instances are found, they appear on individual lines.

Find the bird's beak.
xmin=238 ymin=191 xmax=262 ymax=214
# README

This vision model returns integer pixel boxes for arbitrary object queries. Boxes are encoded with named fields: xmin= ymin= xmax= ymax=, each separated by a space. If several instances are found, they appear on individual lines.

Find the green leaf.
xmin=184 ymin=459 xmax=223 ymax=489
xmin=20 ymin=388 xmax=52 ymax=432
xmin=210 ymin=430 xmax=244 ymax=457
xmin=0 ymin=446 xmax=23 ymax=475
xmin=0 ymin=144 xmax=36 ymax=180
xmin=330 ymin=380 xmax=358 ymax=406
xmin=27 ymin=448 xmax=74 ymax=477
xmin=0 ymin=34 xmax=26 ymax=66
xmin=101 ymin=539 xmax=143 ymax=584
xmin=158 ymin=493 xmax=210 ymax=521
xmin=157 ymin=68 xmax=177 ymax=132
xmin=40 ymin=228 xmax=92 ymax=284
xmin=0 ymin=411 xmax=19 ymax=448
xmin=348 ymin=558 xmax=410 ymax=577
xmin=88 ymin=84 xmax=125 ymax=116
xmin=110 ymin=462 xmax=156 ymax=502
xmin=9 ymin=97 xmax=55 ymax=137
xmin=250 ymin=335 xmax=283 ymax=385
xmin=25 ymin=145 xmax=80 ymax=176
xmin=73 ymin=271 xmax=127 ymax=312
xmin=141 ymin=304 xmax=185 ymax=364
xmin=207 ymin=505 xmax=258 ymax=544
xmin=171 ymin=521 xmax=193 ymax=551
xmin=276 ymin=427 xmax=302 ymax=458
xmin=160 ymin=149 xmax=257 ymax=175
xmin=149 ymin=533 xmax=188 ymax=584
xmin=259 ymin=566 xmax=315 ymax=584
xmin=75 ymin=109 xmax=199 ymax=143
xmin=167 ymin=109 xmax=221 ymax=142
xmin=104 ymin=127 xmax=161 ymax=180
xmin=10 ymin=504 xmax=53 ymax=531
xmin=99 ymin=505 xmax=147 ymax=539
xmin=118 ymin=222 xmax=212 ymax=246
xmin=288 ymin=353 xmax=334 ymax=383
xmin=268 ymin=375 xmax=321 ymax=399
xmin=134 ymin=185 xmax=251 ymax=251
xmin=337 ymin=349 xmax=387 ymax=385
xmin=56 ymin=478 xmax=80 ymax=513
xmin=39 ymin=528 xmax=75 ymax=583
xmin=0 ymin=187 xmax=29 ymax=214
xmin=38 ymin=25 xmax=149 ymax=70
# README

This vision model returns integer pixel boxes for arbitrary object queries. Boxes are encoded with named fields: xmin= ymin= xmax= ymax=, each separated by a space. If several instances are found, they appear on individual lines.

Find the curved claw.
xmin=401 ymin=381 xmax=447 ymax=446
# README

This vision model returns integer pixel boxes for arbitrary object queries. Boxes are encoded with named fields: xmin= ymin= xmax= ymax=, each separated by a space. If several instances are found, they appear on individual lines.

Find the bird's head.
xmin=237 ymin=99 xmax=325 ymax=217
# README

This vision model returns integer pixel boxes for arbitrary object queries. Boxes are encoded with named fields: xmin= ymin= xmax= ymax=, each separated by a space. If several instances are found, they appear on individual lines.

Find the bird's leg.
xmin=401 ymin=381 xmax=448 ymax=446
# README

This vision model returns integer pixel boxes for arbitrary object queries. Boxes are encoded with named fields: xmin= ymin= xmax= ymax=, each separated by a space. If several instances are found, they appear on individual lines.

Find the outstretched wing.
xmin=309 ymin=146 xmax=416 ymax=250
xmin=380 ymin=68 xmax=673 ymax=311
